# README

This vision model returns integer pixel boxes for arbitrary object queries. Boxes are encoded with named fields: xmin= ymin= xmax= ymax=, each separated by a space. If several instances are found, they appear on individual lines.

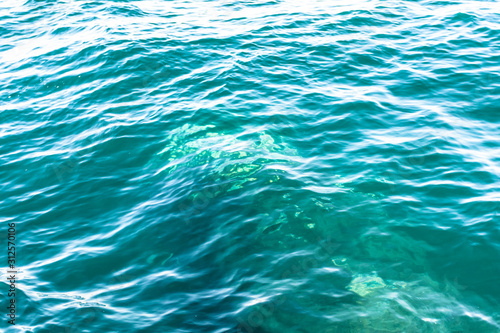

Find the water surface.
xmin=1 ymin=0 xmax=499 ymax=332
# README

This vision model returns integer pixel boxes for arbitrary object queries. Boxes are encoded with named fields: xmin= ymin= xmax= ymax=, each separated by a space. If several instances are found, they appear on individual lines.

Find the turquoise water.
xmin=1 ymin=0 xmax=499 ymax=332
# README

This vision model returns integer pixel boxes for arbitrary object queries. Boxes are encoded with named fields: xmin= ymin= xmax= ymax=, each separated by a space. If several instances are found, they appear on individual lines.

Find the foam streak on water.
xmin=1 ymin=0 xmax=499 ymax=332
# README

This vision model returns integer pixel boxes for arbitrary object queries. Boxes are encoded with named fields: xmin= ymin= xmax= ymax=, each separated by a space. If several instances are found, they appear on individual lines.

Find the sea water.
xmin=1 ymin=0 xmax=499 ymax=332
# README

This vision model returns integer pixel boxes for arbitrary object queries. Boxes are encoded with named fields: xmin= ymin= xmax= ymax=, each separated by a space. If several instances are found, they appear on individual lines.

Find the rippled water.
xmin=1 ymin=0 xmax=499 ymax=332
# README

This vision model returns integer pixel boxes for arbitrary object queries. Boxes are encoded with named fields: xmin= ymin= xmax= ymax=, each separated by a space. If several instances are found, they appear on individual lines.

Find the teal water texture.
xmin=1 ymin=0 xmax=500 ymax=332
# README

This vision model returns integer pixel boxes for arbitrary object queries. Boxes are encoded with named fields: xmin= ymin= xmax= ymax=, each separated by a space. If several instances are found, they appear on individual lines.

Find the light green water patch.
xmin=147 ymin=125 xmax=301 ymax=211
xmin=344 ymin=273 xmax=495 ymax=332
xmin=346 ymin=272 xmax=408 ymax=297
xmin=347 ymin=273 xmax=387 ymax=297
xmin=148 ymin=124 xmax=299 ymax=180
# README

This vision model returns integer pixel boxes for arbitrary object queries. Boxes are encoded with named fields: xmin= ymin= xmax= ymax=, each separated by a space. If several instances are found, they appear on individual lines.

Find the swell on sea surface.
xmin=0 ymin=0 xmax=499 ymax=332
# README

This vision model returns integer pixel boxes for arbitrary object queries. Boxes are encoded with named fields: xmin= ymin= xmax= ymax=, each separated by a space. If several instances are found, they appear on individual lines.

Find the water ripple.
xmin=1 ymin=0 xmax=500 ymax=332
